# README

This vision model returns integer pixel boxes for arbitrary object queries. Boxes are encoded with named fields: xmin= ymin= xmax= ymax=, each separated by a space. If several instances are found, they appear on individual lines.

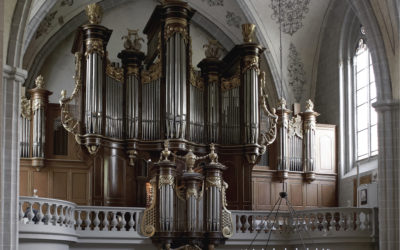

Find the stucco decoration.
xmin=226 ymin=11 xmax=242 ymax=29
xmin=202 ymin=0 xmax=224 ymax=7
xmin=35 ymin=11 xmax=58 ymax=39
xmin=287 ymin=43 xmax=306 ymax=102
xmin=270 ymin=0 xmax=311 ymax=35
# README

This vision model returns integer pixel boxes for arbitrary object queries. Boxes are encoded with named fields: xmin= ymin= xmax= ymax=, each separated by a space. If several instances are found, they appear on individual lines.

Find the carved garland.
xmin=85 ymin=38 xmax=104 ymax=58
xmin=142 ymin=59 xmax=162 ymax=84
xmin=221 ymin=67 xmax=240 ymax=91
xmin=164 ymin=18 xmax=188 ymax=42
xmin=242 ymin=55 xmax=259 ymax=73
xmin=106 ymin=61 xmax=124 ymax=82
xmin=20 ymin=96 xmax=31 ymax=119
xmin=190 ymin=67 xmax=204 ymax=89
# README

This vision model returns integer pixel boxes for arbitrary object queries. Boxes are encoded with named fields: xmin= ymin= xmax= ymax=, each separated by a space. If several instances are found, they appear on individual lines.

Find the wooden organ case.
xmin=20 ymin=0 xmax=337 ymax=224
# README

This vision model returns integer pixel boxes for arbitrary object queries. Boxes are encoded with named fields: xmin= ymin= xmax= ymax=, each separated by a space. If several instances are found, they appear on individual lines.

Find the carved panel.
xmin=315 ymin=124 xmax=336 ymax=173
xmin=20 ymin=170 xmax=29 ymax=196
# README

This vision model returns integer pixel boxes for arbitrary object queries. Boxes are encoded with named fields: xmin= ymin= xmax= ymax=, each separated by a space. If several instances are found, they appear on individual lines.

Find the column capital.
xmin=372 ymin=99 xmax=400 ymax=112
xmin=3 ymin=64 xmax=28 ymax=82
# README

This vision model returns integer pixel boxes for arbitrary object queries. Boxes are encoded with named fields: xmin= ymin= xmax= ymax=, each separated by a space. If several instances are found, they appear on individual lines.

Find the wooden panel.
xmin=32 ymin=170 xmax=49 ymax=197
xmin=53 ymin=171 xmax=68 ymax=200
xmin=306 ymin=183 xmax=318 ymax=207
xmin=20 ymin=169 xmax=30 ymax=196
xmin=252 ymin=178 xmax=271 ymax=209
xmin=71 ymin=171 xmax=89 ymax=205
xmin=316 ymin=124 xmax=336 ymax=173
xmin=321 ymin=184 xmax=336 ymax=206
xmin=289 ymin=183 xmax=303 ymax=207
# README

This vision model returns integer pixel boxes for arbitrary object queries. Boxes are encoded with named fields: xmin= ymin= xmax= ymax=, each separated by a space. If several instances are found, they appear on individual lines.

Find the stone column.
xmin=373 ymin=100 xmax=400 ymax=250
xmin=0 ymin=65 xmax=27 ymax=250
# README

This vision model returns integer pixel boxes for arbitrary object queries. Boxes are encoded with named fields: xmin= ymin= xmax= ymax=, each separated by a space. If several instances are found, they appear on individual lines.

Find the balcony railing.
xmin=19 ymin=196 xmax=378 ymax=250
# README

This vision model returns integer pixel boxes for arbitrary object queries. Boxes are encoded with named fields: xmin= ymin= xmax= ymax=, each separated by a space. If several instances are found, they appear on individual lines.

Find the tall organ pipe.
xmin=29 ymin=76 xmax=52 ymax=168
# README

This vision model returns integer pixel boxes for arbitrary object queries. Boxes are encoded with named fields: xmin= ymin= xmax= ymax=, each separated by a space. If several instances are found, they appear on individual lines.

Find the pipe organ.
xmin=18 ymin=1 xmax=338 ymax=248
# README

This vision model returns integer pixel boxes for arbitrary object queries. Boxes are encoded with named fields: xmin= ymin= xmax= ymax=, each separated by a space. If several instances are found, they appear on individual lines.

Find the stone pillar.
xmin=373 ymin=100 xmax=400 ymax=250
xmin=0 ymin=65 xmax=27 ymax=250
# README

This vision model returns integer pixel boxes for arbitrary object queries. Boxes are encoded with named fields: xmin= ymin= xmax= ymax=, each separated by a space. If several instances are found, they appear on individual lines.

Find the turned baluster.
xmin=128 ymin=212 xmax=135 ymax=231
xmin=44 ymin=203 xmax=51 ymax=225
xmin=19 ymin=201 xmax=25 ymax=223
xmin=236 ymin=215 xmax=242 ymax=233
xmin=76 ymin=210 xmax=82 ymax=230
xmin=243 ymin=215 xmax=250 ymax=233
xmin=120 ymin=212 xmax=127 ymax=231
xmin=93 ymin=210 xmax=100 ymax=231
xmin=27 ymin=202 xmax=35 ymax=224
xmin=84 ymin=210 xmax=91 ymax=230
xmin=52 ymin=204 xmax=59 ymax=226
xmin=103 ymin=211 xmax=110 ymax=230
xmin=111 ymin=212 xmax=118 ymax=231
xmin=59 ymin=206 xmax=65 ymax=226
xmin=355 ymin=211 xmax=362 ymax=231
xmin=36 ymin=202 xmax=44 ymax=225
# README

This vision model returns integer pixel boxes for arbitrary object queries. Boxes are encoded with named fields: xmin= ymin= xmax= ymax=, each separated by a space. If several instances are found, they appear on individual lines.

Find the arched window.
xmin=353 ymin=37 xmax=378 ymax=161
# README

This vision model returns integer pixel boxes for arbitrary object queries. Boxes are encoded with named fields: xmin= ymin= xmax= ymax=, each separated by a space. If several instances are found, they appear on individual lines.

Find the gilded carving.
xmin=164 ymin=18 xmax=188 ymax=42
xmin=242 ymin=55 xmax=259 ymax=73
xmin=32 ymin=99 xmax=44 ymax=112
xmin=259 ymin=71 xmax=278 ymax=146
xmin=20 ymin=96 xmax=31 ymax=120
xmin=59 ymin=52 xmax=82 ymax=136
xmin=241 ymin=23 xmax=255 ymax=43
xmin=159 ymin=175 xmax=174 ymax=188
xmin=221 ymin=67 xmax=240 ymax=91
xmin=122 ymin=29 xmax=144 ymax=51
xmin=141 ymin=177 xmax=157 ymax=237
xmin=190 ymin=68 xmax=204 ymax=89
xmin=203 ymin=40 xmax=223 ymax=59
xmin=85 ymin=3 xmax=102 ymax=24
xmin=186 ymin=187 xmax=198 ymax=200
xmin=142 ymin=59 xmax=162 ymax=84
xmin=221 ymin=181 xmax=233 ymax=238
xmin=206 ymin=176 xmax=221 ymax=190
xmin=106 ymin=61 xmax=124 ymax=82
xmin=85 ymin=39 xmax=104 ymax=58
xmin=34 ymin=75 xmax=45 ymax=89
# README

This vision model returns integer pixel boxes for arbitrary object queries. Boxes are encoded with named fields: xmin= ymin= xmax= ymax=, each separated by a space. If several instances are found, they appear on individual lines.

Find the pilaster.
xmin=0 ymin=65 xmax=27 ymax=250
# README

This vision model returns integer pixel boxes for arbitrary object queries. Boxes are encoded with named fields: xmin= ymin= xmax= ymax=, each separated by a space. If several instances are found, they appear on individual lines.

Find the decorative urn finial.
xmin=241 ymin=23 xmax=256 ymax=43
xmin=85 ymin=3 xmax=103 ymax=24
xmin=122 ymin=29 xmax=144 ymax=51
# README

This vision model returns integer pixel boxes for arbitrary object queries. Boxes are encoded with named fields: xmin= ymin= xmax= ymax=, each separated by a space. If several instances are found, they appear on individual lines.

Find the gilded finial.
xmin=241 ymin=23 xmax=256 ymax=43
xmin=35 ymin=75 xmax=44 ymax=89
xmin=305 ymin=99 xmax=314 ymax=112
xmin=61 ymin=89 xmax=67 ymax=99
xmin=85 ymin=3 xmax=102 ymax=24
xmin=203 ymin=39 xmax=223 ymax=59
xmin=160 ymin=140 xmax=171 ymax=162
xmin=209 ymin=143 xmax=218 ymax=163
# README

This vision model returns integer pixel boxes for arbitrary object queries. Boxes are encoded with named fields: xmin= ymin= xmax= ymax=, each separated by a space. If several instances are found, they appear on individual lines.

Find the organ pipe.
xmin=20 ymin=96 xmax=31 ymax=158
xmin=29 ymin=76 xmax=52 ymax=170
xmin=301 ymin=100 xmax=319 ymax=182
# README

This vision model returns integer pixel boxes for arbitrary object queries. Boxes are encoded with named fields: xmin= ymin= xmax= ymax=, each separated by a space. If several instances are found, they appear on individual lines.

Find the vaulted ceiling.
xmin=4 ymin=0 xmax=399 ymax=104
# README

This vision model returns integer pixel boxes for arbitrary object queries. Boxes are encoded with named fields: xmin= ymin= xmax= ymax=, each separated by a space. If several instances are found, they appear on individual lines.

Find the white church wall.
xmin=39 ymin=0 xmax=213 ymax=104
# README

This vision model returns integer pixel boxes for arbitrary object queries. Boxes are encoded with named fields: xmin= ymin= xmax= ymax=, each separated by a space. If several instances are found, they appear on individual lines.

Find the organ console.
xmin=19 ymin=1 xmax=336 ymax=248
